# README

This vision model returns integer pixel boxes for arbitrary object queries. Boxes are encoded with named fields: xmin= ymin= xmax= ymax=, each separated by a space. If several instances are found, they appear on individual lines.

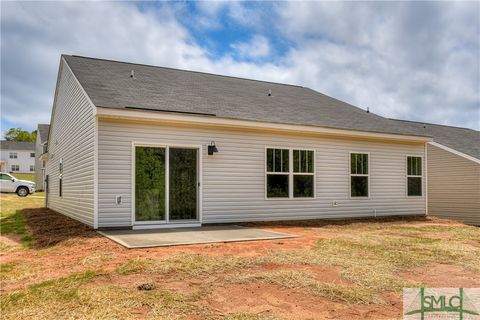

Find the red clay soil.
xmin=1 ymin=207 xmax=477 ymax=320
xmin=206 ymin=282 xmax=399 ymax=320
xmin=400 ymin=264 xmax=480 ymax=288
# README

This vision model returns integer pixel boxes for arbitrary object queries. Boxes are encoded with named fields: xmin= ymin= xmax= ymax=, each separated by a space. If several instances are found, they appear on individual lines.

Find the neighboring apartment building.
xmin=0 ymin=140 xmax=36 ymax=174
xmin=35 ymin=124 xmax=50 ymax=191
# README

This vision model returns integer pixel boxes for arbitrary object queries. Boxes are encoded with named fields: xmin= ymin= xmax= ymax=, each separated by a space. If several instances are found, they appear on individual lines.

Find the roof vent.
xmin=366 ymin=107 xmax=370 ymax=113
xmin=130 ymin=70 xmax=135 ymax=79
xmin=268 ymin=89 xmax=272 ymax=96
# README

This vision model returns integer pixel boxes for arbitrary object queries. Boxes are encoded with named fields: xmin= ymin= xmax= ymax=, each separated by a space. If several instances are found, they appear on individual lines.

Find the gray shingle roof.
xmin=0 ymin=140 xmax=35 ymax=151
xmin=37 ymin=124 xmax=50 ymax=143
xmin=63 ymin=55 xmax=428 ymax=138
xmin=390 ymin=119 xmax=480 ymax=160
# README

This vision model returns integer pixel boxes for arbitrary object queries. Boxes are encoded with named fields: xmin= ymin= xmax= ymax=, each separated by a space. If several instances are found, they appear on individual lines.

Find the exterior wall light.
xmin=208 ymin=141 xmax=218 ymax=155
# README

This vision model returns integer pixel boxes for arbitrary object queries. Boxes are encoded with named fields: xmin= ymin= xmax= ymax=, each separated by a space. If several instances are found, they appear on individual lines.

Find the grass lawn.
xmin=0 ymin=193 xmax=44 ymax=248
xmin=0 ymin=195 xmax=479 ymax=319
xmin=9 ymin=173 xmax=35 ymax=182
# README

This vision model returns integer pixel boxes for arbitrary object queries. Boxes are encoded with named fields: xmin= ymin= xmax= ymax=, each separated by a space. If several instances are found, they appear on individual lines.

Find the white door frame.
xmin=131 ymin=141 xmax=203 ymax=229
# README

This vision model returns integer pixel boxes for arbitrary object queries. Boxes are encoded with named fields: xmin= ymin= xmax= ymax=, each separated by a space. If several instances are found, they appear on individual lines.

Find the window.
xmin=407 ymin=156 xmax=422 ymax=196
xmin=30 ymin=165 xmax=35 ymax=172
xmin=266 ymin=148 xmax=315 ymax=198
xmin=293 ymin=150 xmax=314 ymax=197
xmin=1 ymin=174 xmax=12 ymax=180
xmin=9 ymin=152 xmax=17 ymax=159
xmin=30 ymin=152 xmax=35 ymax=158
xmin=350 ymin=153 xmax=369 ymax=197
xmin=266 ymin=148 xmax=289 ymax=198
xmin=11 ymin=165 xmax=19 ymax=172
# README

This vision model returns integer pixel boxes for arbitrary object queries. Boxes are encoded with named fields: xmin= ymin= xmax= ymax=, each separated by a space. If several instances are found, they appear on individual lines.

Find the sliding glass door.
xmin=135 ymin=146 xmax=166 ymax=222
xmin=169 ymin=148 xmax=198 ymax=220
xmin=135 ymin=145 xmax=198 ymax=224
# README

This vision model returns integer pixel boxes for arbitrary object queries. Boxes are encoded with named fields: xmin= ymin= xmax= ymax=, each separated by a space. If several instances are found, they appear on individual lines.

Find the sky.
xmin=1 ymin=1 xmax=479 ymax=136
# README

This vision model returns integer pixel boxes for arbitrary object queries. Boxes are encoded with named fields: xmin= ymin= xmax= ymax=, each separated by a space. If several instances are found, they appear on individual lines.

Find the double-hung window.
xmin=407 ymin=156 xmax=422 ymax=196
xmin=11 ymin=165 xmax=19 ymax=172
xmin=293 ymin=150 xmax=314 ymax=197
xmin=266 ymin=148 xmax=290 ymax=198
xmin=350 ymin=153 xmax=369 ymax=197
xmin=9 ymin=152 xmax=17 ymax=159
xmin=266 ymin=148 xmax=315 ymax=199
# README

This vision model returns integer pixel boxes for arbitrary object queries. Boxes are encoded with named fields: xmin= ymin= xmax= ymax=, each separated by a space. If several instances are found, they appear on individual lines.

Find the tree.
xmin=4 ymin=128 xmax=37 ymax=142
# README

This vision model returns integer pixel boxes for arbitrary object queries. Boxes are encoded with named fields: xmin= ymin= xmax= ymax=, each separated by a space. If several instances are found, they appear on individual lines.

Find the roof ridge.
xmin=389 ymin=118 xmax=478 ymax=132
xmin=66 ymin=54 xmax=304 ymax=89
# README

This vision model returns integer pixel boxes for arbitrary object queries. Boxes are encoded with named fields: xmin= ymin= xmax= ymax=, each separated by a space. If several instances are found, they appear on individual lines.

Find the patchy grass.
xmin=222 ymin=312 xmax=280 ymax=320
xmin=0 ymin=270 xmax=215 ymax=320
xmin=0 ymin=261 xmax=35 ymax=284
xmin=0 ymin=193 xmax=44 ymax=248
xmin=116 ymin=257 xmax=157 ymax=275
xmin=117 ymin=254 xmax=257 ymax=276
xmin=112 ymin=228 xmax=479 ymax=307
xmin=81 ymin=251 xmax=115 ymax=266
xmin=1 ymin=205 xmax=478 ymax=319
xmin=387 ymin=224 xmax=480 ymax=243
xmin=1 ymin=271 xmax=97 ymax=319
xmin=258 ymin=227 xmax=479 ymax=303
xmin=232 ymin=270 xmax=379 ymax=304
xmin=0 ymin=193 xmax=45 ymax=218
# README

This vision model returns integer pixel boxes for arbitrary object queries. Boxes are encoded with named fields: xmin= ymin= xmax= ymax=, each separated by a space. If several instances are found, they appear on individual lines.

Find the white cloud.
xmin=273 ymin=1 xmax=480 ymax=128
xmin=231 ymin=35 xmax=271 ymax=58
xmin=1 ymin=2 xmax=208 ymax=131
xmin=1 ymin=1 xmax=479 ymax=134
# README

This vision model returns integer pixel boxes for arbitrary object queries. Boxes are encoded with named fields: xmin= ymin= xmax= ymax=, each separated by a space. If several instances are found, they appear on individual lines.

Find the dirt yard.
xmin=1 ymin=193 xmax=479 ymax=319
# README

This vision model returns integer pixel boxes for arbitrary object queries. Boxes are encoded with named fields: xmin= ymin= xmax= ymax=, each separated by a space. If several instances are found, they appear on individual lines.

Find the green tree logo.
xmin=404 ymin=288 xmax=480 ymax=320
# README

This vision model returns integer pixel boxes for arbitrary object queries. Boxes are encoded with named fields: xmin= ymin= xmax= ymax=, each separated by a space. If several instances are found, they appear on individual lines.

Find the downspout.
xmin=425 ymin=142 xmax=428 ymax=216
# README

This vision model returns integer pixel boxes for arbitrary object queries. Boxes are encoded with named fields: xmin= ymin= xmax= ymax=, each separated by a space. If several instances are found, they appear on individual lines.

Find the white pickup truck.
xmin=0 ymin=172 xmax=36 ymax=197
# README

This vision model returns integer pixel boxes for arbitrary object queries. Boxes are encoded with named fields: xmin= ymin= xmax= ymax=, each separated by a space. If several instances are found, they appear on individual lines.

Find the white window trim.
xmin=11 ymin=165 xmax=19 ymax=172
xmin=9 ymin=152 xmax=17 ymax=159
xmin=265 ymin=147 xmax=316 ymax=200
xmin=349 ymin=151 xmax=370 ymax=199
xmin=406 ymin=155 xmax=423 ymax=198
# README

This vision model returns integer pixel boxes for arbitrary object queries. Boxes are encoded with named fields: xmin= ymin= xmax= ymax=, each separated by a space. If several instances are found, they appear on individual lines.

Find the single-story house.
xmin=391 ymin=120 xmax=479 ymax=225
xmin=0 ymin=140 xmax=35 ymax=174
xmin=45 ymin=55 xmax=439 ymax=230
xmin=35 ymin=124 xmax=50 ymax=191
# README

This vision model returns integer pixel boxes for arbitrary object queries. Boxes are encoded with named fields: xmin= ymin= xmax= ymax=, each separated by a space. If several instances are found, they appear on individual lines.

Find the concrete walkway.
xmin=98 ymin=225 xmax=298 ymax=248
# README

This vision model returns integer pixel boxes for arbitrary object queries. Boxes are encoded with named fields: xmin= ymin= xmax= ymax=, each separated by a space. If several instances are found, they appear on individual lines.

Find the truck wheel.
xmin=17 ymin=187 xmax=29 ymax=197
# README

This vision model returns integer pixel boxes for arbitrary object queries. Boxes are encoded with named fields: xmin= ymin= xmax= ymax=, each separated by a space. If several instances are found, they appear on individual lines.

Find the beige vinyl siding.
xmin=97 ymin=118 xmax=426 ymax=227
xmin=45 ymin=60 xmax=96 ymax=227
xmin=427 ymin=143 xmax=480 ymax=225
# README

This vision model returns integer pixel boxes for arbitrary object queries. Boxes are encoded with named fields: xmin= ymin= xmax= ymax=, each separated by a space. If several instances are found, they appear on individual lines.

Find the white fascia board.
xmin=429 ymin=141 xmax=480 ymax=164
xmin=95 ymin=107 xmax=432 ymax=143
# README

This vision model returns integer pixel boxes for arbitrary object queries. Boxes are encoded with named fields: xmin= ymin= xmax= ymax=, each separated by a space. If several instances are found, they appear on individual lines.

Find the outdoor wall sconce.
xmin=208 ymin=141 xmax=218 ymax=155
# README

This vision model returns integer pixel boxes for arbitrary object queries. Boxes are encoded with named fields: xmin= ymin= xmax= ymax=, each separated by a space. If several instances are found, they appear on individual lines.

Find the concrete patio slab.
xmin=98 ymin=225 xmax=299 ymax=248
